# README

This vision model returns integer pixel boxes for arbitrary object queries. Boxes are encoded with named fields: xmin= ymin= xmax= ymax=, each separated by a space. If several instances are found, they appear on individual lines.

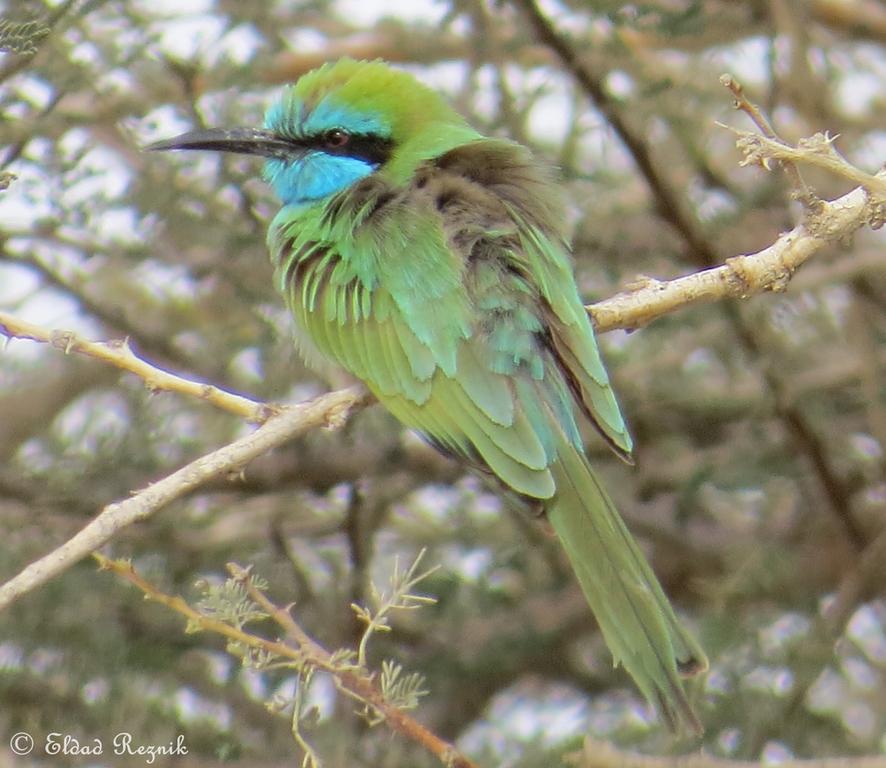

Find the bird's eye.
xmin=323 ymin=128 xmax=350 ymax=149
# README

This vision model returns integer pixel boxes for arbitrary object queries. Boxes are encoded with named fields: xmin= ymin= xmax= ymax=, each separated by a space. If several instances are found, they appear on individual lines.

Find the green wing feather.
xmin=269 ymin=139 xmax=707 ymax=732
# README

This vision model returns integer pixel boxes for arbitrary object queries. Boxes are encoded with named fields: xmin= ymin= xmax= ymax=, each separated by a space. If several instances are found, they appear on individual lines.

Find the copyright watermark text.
xmin=9 ymin=731 xmax=188 ymax=763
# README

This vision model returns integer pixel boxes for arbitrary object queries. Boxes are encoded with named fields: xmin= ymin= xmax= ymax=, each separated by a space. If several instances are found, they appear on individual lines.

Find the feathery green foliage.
xmin=0 ymin=16 xmax=49 ymax=55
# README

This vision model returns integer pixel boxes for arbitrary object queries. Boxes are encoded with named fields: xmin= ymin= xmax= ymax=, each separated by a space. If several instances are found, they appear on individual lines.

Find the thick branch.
xmin=0 ymin=385 xmax=370 ymax=612
xmin=1 ymin=63 xmax=880 ymax=612
xmin=589 ymin=183 xmax=875 ymax=331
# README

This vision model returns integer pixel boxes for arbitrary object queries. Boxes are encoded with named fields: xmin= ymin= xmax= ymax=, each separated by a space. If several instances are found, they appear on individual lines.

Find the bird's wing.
xmin=505 ymin=204 xmax=634 ymax=461
xmin=434 ymin=138 xmax=633 ymax=459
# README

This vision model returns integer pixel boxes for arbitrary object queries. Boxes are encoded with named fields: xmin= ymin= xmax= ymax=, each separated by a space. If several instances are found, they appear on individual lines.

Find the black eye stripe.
xmin=314 ymin=132 xmax=392 ymax=166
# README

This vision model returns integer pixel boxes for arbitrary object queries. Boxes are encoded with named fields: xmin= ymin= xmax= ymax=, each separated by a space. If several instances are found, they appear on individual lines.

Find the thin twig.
xmin=731 ymin=128 xmax=886 ymax=199
xmin=233 ymin=564 xmax=475 ymax=766
xmin=719 ymin=74 xmax=780 ymax=144
xmin=720 ymin=73 xmax=812 ymax=200
xmin=94 ymin=556 xmax=479 ymax=768
xmin=720 ymin=73 xmax=886 ymax=208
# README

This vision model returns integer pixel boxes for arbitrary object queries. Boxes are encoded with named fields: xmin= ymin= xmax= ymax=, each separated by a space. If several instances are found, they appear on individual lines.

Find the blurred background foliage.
xmin=0 ymin=0 xmax=884 ymax=766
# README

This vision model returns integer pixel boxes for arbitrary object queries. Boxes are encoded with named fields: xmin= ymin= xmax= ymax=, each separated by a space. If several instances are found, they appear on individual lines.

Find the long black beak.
xmin=147 ymin=128 xmax=295 ymax=159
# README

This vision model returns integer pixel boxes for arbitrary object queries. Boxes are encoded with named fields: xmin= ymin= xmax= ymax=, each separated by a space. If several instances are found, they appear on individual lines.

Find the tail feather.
xmin=547 ymin=443 xmax=708 ymax=735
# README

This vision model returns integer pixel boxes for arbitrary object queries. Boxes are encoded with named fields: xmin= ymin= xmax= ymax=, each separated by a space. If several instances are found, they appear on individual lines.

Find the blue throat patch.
xmin=262 ymin=154 xmax=375 ymax=206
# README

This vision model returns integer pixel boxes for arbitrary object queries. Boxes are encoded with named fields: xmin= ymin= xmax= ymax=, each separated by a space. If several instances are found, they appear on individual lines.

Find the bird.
xmin=149 ymin=58 xmax=707 ymax=733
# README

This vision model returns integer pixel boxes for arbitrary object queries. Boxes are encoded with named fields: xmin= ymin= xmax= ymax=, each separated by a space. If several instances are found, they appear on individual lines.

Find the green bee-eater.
xmin=151 ymin=58 xmax=707 ymax=733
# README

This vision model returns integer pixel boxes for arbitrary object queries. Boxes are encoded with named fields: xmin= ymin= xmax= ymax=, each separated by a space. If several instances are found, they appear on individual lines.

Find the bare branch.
xmin=731 ymin=130 xmax=886 ymax=200
xmin=721 ymin=73 xmax=886 ymax=201
xmin=719 ymin=73 xmax=813 ymax=199
xmin=0 ymin=310 xmax=271 ymax=422
xmin=0 ymin=34 xmax=880 ymax=625
xmin=589 ymin=182 xmax=875 ymax=332
xmin=0 ymin=385 xmax=370 ymax=612
xmin=512 ymin=0 xmax=879 ymax=551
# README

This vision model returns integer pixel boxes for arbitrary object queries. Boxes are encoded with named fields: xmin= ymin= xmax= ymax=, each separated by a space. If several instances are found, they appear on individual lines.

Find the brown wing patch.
xmin=542 ymin=303 xmax=635 ymax=465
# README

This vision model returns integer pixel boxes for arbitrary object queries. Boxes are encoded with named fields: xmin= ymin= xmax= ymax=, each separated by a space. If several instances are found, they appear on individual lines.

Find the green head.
xmin=149 ymin=58 xmax=480 ymax=206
